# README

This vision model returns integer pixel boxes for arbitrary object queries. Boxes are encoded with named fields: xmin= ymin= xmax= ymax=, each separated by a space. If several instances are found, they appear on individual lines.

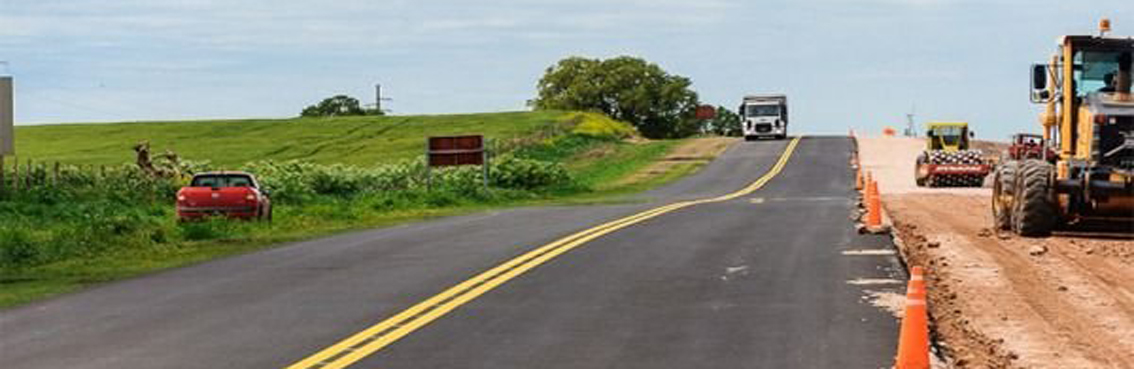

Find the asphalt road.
xmin=0 ymin=136 xmax=905 ymax=368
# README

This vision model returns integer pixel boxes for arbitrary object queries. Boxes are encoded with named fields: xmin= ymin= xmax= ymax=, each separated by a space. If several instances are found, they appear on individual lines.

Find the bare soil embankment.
xmin=859 ymin=136 xmax=1134 ymax=369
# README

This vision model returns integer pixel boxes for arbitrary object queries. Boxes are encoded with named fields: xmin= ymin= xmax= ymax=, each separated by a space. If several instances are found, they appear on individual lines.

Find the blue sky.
xmin=1 ymin=0 xmax=1131 ymax=139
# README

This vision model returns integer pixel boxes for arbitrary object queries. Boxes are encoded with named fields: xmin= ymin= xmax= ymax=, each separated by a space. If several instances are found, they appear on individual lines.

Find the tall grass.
xmin=0 ymin=155 xmax=572 ymax=270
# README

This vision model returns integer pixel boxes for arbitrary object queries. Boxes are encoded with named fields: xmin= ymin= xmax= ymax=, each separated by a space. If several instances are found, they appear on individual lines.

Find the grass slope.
xmin=13 ymin=111 xmax=570 ymax=167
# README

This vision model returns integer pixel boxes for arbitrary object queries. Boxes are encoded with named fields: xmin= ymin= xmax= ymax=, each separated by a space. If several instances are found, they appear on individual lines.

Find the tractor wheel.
xmin=914 ymin=154 xmax=927 ymax=187
xmin=1012 ymin=159 xmax=1056 ymax=237
xmin=991 ymin=161 xmax=1018 ymax=230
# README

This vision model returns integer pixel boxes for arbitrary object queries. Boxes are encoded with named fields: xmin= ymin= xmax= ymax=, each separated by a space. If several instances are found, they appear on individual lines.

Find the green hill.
xmin=13 ymin=111 xmax=631 ymax=167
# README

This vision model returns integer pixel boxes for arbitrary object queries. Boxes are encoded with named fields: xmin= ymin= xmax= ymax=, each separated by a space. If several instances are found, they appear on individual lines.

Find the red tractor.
xmin=1005 ymin=133 xmax=1056 ymax=161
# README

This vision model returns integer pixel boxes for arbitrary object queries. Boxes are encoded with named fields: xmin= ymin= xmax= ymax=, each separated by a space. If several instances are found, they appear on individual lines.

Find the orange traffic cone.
xmin=895 ymin=266 xmax=930 ymax=369
xmin=866 ymin=179 xmax=882 ymax=227
xmin=864 ymin=172 xmax=873 ymax=196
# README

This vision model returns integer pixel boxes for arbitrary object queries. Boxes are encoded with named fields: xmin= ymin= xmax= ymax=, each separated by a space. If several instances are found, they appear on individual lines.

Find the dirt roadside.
xmin=614 ymin=137 xmax=737 ymax=186
xmin=859 ymin=136 xmax=1134 ymax=369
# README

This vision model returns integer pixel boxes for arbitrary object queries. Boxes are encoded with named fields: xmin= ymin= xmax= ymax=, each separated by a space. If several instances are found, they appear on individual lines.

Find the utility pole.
xmin=375 ymin=83 xmax=393 ymax=113
xmin=905 ymin=105 xmax=917 ymax=137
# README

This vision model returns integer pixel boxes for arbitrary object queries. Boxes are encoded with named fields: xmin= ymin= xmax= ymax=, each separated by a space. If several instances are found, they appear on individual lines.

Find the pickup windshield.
xmin=191 ymin=174 xmax=255 ymax=188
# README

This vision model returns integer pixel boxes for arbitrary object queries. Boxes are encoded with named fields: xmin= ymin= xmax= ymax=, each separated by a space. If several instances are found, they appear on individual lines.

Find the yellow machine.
xmin=992 ymin=19 xmax=1134 ymax=236
xmin=925 ymin=121 xmax=973 ymax=151
xmin=915 ymin=122 xmax=989 ymax=187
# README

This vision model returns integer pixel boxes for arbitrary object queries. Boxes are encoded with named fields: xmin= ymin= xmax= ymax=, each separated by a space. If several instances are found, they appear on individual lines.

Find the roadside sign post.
xmin=0 ymin=76 xmax=14 ymax=194
xmin=426 ymin=135 xmax=489 ymax=191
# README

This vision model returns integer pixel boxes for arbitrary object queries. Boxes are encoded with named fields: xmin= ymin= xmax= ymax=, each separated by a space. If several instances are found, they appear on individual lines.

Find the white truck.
xmin=738 ymin=94 xmax=788 ymax=140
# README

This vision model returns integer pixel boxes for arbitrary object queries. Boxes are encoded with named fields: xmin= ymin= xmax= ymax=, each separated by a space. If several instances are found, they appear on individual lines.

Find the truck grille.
xmin=756 ymin=123 xmax=772 ymax=133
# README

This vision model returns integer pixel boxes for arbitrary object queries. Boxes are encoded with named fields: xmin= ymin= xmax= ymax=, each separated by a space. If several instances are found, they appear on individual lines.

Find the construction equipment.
xmin=992 ymin=19 xmax=1134 ymax=236
xmin=914 ymin=122 xmax=990 ymax=187
xmin=1005 ymin=133 xmax=1056 ymax=161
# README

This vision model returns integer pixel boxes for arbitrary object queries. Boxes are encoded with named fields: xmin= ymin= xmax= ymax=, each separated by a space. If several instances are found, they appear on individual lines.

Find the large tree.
xmin=531 ymin=56 xmax=701 ymax=139
xmin=300 ymin=95 xmax=381 ymax=117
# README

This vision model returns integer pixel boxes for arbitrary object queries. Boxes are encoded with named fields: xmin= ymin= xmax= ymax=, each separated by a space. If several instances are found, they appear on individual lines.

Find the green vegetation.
xmin=532 ymin=56 xmax=701 ymax=139
xmin=13 ymin=111 xmax=567 ymax=167
xmin=703 ymin=106 xmax=742 ymax=137
xmin=1 ymin=111 xmax=712 ymax=308
xmin=300 ymin=94 xmax=382 ymax=117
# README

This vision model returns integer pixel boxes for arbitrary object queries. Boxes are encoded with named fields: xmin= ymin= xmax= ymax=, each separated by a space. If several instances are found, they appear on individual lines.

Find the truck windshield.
xmin=191 ymin=175 xmax=254 ymax=188
xmin=746 ymin=105 xmax=780 ymax=117
xmin=1073 ymin=50 xmax=1133 ymax=96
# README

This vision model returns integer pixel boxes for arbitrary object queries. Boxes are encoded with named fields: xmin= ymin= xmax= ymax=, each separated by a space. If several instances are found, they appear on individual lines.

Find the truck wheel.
xmin=991 ymin=161 xmax=1018 ymax=230
xmin=1012 ymin=159 xmax=1056 ymax=237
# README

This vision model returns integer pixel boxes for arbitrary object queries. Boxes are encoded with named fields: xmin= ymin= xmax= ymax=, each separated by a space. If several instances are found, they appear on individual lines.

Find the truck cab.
xmin=739 ymin=94 xmax=788 ymax=140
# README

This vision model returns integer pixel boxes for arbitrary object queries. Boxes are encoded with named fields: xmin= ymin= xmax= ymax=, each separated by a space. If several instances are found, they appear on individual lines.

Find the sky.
xmin=1 ymin=0 xmax=1132 ymax=139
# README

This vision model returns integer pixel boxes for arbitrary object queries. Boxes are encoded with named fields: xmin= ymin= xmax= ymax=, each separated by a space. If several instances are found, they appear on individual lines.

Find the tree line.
xmin=300 ymin=56 xmax=743 ymax=139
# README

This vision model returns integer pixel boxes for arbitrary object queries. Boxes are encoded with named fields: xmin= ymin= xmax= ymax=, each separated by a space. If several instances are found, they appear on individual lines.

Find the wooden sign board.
xmin=427 ymin=135 xmax=484 ymax=167
xmin=0 ymin=76 xmax=12 ymax=155
xmin=695 ymin=105 xmax=716 ymax=120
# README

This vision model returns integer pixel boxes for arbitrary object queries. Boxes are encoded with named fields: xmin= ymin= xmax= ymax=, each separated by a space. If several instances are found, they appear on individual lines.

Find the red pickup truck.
xmin=176 ymin=171 xmax=272 ymax=221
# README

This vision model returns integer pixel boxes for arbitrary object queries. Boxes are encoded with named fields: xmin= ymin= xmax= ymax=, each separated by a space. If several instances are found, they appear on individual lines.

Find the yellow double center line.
xmin=287 ymin=137 xmax=802 ymax=369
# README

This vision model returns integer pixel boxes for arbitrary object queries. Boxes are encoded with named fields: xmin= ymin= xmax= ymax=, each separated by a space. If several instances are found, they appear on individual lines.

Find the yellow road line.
xmin=286 ymin=137 xmax=802 ymax=369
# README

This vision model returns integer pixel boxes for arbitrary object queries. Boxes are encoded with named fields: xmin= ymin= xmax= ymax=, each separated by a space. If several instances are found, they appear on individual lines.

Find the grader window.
xmin=1072 ymin=50 xmax=1131 ymax=95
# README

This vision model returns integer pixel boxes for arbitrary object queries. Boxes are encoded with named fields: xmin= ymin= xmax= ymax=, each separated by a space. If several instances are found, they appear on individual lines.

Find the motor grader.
xmin=914 ymin=122 xmax=990 ymax=187
xmin=992 ymin=19 xmax=1134 ymax=236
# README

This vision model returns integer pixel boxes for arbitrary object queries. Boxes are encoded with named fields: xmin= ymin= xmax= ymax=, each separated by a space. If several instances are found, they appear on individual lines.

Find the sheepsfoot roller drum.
xmin=914 ymin=122 xmax=990 ymax=187
xmin=994 ymin=19 xmax=1134 ymax=236
xmin=915 ymin=150 xmax=990 ymax=187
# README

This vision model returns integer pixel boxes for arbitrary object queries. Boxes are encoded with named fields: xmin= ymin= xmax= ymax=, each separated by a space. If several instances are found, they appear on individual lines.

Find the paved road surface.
xmin=1 ymin=136 xmax=904 ymax=368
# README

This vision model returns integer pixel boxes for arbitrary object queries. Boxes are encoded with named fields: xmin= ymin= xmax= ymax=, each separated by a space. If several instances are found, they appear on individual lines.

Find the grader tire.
xmin=1013 ymin=159 xmax=1056 ymax=237
xmin=991 ymin=161 xmax=1018 ymax=230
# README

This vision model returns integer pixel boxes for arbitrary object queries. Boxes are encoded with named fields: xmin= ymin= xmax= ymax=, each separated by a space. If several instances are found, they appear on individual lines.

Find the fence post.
xmin=53 ymin=161 xmax=60 ymax=186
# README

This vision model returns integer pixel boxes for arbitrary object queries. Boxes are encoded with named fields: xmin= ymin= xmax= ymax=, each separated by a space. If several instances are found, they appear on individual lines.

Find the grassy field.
xmin=1 ymin=111 xmax=716 ymax=308
xmin=13 ymin=111 xmax=580 ymax=167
